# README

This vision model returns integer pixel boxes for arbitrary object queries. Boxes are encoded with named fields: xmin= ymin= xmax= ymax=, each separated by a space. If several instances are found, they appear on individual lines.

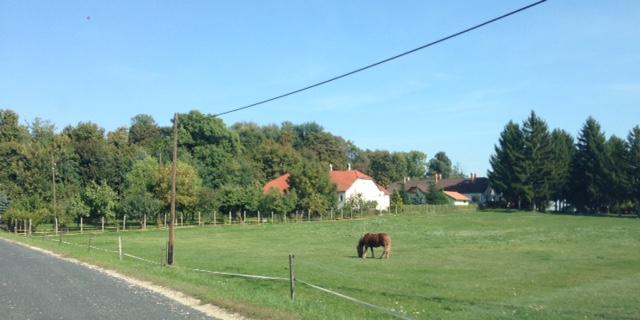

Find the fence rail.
xmin=2 ymin=206 xmax=422 ymax=237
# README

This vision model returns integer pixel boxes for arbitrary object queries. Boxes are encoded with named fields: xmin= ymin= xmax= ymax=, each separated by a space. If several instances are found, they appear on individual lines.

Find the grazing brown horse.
xmin=357 ymin=233 xmax=392 ymax=259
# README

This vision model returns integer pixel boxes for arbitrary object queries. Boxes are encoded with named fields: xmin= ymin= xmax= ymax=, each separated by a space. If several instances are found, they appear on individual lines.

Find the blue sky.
xmin=1 ymin=0 xmax=639 ymax=176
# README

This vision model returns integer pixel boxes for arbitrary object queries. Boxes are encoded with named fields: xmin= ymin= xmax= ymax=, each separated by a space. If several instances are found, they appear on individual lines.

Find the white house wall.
xmin=343 ymin=179 xmax=390 ymax=211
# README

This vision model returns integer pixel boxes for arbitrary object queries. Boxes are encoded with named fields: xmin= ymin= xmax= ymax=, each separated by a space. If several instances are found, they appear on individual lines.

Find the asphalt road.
xmin=0 ymin=239 xmax=214 ymax=320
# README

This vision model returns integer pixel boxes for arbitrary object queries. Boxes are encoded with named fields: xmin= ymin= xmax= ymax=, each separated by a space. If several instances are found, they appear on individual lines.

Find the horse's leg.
xmin=370 ymin=247 xmax=375 ymax=258
xmin=381 ymin=246 xmax=390 ymax=259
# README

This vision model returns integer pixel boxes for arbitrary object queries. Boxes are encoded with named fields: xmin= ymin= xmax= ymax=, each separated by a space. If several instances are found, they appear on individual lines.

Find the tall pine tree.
xmin=606 ymin=136 xmax=630 ymax=212
xmin=570 ymin=117 xmax=610 ymax=213
xmin=627 ymin=126 xmax=640 ymax=213
xmin=549 ymin=129 xmax=574 ymax=211
xmin=488 ymin=121 xmax=526 ymax=208
xmin=522 ymin=111 xmax=553 ymax=211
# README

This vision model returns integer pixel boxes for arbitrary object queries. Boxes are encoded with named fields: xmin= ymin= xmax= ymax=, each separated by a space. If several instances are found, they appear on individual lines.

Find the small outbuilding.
xmin=443 ymin=191 xmax=471 ymax=206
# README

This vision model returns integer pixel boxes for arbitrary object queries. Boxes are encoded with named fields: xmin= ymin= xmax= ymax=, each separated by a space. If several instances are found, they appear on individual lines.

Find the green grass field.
xmin=3 ymin=210 xmax=640 ymax=320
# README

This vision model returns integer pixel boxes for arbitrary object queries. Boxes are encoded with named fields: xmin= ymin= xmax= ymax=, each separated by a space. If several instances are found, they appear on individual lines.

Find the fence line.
xmin=29 ymin=234 xmax=410 ymax=319
xmin=28 ymin=215 xmax=376 ymax=239
xmin=188 ymin=267 xmax=288 ymax=281
xmin=297 ymin=279 xmax=412 ymax=320
xmin=9 ymin=206 xmax=406 ymax=235
xmin=123 ymin=253 xmax=161 ymax=265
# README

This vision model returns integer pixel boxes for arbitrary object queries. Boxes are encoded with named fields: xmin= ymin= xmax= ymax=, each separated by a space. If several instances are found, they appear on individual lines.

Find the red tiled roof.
xmin=330 ymin=170 xmax=373 ymax=192
xmin=263 ymin=170 xmax=388 ymax=194
xmin=443 ymin=191 xmax=470 ymax=201
xmin=263 ymin=173 xmax=290 ymax=193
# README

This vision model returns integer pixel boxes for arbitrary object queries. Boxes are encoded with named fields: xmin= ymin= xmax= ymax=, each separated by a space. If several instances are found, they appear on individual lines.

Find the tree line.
xmin=0 ymin=109 xmax=436 ymax=228
xmin=489 ymin=111 xmax=640 ymax=214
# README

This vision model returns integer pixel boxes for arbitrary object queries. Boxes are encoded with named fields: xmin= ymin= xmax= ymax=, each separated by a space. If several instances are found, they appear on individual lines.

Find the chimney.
xmin=329 ymin=163 xmax=333 ymax=172
xmin=348 ymin=163 xmax=351 ymax=171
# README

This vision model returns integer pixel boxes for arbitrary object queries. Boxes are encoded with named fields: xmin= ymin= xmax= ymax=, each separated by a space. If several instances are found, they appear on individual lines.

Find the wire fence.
xmin=1 ymin=206 xmax=411 ymax=239
xmin=2 ymin=204 xmax=478 ymax=238
xmin=19 ymin=232 xmax=413 ymax=320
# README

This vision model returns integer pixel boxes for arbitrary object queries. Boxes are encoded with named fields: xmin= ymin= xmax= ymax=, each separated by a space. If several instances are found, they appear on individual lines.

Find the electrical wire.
xmin=213 ymin=0 xmax=547 ymax=117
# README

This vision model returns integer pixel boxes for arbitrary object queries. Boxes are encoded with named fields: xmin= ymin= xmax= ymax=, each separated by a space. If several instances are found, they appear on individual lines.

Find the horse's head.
xmin=356 ymin=237 xmax=364 ymax=258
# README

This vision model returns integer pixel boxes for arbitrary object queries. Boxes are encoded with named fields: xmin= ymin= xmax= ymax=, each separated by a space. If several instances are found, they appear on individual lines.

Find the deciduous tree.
xmin=428 ymin=152 xmax=452 ymax=179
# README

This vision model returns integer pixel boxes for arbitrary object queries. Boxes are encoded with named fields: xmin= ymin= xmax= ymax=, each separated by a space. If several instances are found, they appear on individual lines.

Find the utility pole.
xmin=51 ymin=156 xmax=57 ymax=228
xmin=167 ymin=113 xmax=178 ymax=265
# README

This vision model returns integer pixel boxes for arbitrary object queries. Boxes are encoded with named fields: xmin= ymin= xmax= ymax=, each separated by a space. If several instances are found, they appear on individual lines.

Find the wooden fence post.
xmin=123 ymin=215 xmax=127 ymax=231
xmin=243 ymin=211 xmax=246 ymax=224
xmin=258 ymin=211 xmax=261 ymax=224
xmin=198 ymin=212 xmax=202 ymax=227
xmin=307 ymin=209 xmax=310 ymax=222
xmin=164 ymin=214 xmax=167 ymax=228
xmin=143 ymin=214 xmax=147 ymax=230
xmin=228 ymin=211 xmax=231 ymax=225
xmin=271 ymin=211 xmax=274 ymax=223
xmin=28 ymin=219 xmax=32 ymax=237
xmin=214 ymin=211 xmax=217 ymax=226
xmin=80 ymin=217 xmax=83 ymax=234
xmin=55 ymin=217 xmax=59 ymax=235
xmin=101 ymin=216 xmax=105 ymax=232
xmin=289 ymin=254 xmax=296 ymax=302
xmin=118 ymin=236 xmax=123 ymax=261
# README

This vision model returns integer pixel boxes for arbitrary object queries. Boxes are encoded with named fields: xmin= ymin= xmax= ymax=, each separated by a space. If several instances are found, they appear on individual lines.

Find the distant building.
xmin=388 ymin=174 xmax=494 ymax=205
xmin=443 ymin=191 xmax=471 ymax=206
xmin=263 ymin=165 xmax=390 ymax=211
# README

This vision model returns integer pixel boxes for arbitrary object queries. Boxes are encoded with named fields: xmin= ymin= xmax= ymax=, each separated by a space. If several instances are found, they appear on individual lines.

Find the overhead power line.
xmin=213 ymin=0 xmax=547 ymax=117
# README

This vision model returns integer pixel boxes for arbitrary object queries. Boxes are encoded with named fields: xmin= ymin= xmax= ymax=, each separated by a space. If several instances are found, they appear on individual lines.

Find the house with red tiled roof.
xmin=388 ymin=174 xmax=495 ymax=205
xmin=263 ymin=164 xmax=390 ymax=211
